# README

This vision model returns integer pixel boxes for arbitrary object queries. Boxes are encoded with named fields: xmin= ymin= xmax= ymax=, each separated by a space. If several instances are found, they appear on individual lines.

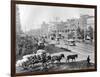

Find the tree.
xmin=68 ymin=31 xmax=74 ymax=39
xmin=88 ymin=26 xmax=93 ymax=40
xmin=80 ymin=29 xmax=84 ymax=40
xmin=76 ymin=26 xmax=84 ymax=40
xmin=77 ymin=26 xmax=81 ymax=39
xmin=16 ymin=35 xmax=38 ymax=58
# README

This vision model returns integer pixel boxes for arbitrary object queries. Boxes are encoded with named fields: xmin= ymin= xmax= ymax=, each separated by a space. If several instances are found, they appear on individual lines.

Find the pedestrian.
xmin=87 ymin=55 xmax=90 ymax=65
xmin=37 ymin=41 xmax=45 ymax=50
xmin=19 ymin=48 xmax=22 ymax=55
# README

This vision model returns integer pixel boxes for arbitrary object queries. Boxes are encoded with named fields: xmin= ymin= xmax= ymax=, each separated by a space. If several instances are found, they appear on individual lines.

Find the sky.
xmin=16 ymin=4 xmax=94 ymax=32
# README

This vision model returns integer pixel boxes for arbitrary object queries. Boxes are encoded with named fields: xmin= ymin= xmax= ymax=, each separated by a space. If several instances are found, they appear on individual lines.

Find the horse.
xmin=51 ymin=54 xmax=65 ymax=63
xmin=66 ymin=54 xmax=78 ymax=62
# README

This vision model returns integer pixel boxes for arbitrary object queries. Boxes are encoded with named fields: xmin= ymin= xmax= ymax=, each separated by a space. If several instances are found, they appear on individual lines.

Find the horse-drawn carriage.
xmin=64 ymin=39 xmax=76 ymax=46
xmin=16 ymin=49 xmax=78 ymax=71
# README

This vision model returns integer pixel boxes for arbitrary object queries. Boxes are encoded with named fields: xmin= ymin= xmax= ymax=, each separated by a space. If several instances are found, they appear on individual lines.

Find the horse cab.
xmin=67 ymin=39 xmax=76 ymax=46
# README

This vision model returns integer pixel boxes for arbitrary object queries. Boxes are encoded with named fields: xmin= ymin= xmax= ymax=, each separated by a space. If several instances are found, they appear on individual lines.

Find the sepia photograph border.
xmin=11 ymin=0 xmax=97 ymax=77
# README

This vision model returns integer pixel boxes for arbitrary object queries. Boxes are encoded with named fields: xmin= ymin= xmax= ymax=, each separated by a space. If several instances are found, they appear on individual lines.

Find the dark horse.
xmin=67 ymin=54 xmax=78 ymax=62
xmin=51 ymin=54 xmax=65 ymax=63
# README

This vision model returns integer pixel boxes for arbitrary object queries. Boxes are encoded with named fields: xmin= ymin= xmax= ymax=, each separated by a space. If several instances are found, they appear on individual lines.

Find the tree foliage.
xmin=87 ymin=26 xmax=93 ymax=39
xmin=16 ymin=35 xmax=38 ymax=59
xmin=76 ymin=26 xmax=84 ymax=39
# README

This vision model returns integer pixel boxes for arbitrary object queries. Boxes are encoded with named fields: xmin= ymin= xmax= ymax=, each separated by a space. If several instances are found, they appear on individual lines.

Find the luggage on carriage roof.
xmin=36 ymin=49 xmax=50 ymax=56
xmin=23 ymin=54 xmax=35 ymax=59
xmin=36 ymin=49 xmax=46 ymax=54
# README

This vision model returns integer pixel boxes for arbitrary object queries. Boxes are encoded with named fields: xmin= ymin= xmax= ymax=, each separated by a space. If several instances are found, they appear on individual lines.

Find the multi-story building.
xmin=47 ymin=19 xmax=79 ymax=39
xmin=79 ymin=15 xmax=94 ymax=40
xmin=48 ymin=21 xmax=57 ymax=34
xmin=16 ymin=6 xmax=25 ymax=56
xmin=79 ymin=15 xmax=94 ymax=30
xmin=87 ymin=16 xmax=94 ymax=30
xmin=16 ymin=6 xmax=23 ymax=35
xmin=86 ymin=15 xmax=94 ymax=41
xmin=42 ymin=15 xmax=94 ymax=41
xmin=41 ymin=21 xmax=49 ymax=35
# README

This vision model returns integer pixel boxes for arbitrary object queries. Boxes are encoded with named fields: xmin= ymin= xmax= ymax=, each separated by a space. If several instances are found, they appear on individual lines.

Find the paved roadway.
xmin=55 ymin=42 xmax=95 ymax=63
xmin=16 ymin=41 xmax=95 ymax=73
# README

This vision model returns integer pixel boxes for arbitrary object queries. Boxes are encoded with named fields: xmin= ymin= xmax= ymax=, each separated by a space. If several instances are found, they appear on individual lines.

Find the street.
xmin=56 ymin=41 xmax=95 ymax=63
xmin=16 ymin=41 xmax=95 ymax=73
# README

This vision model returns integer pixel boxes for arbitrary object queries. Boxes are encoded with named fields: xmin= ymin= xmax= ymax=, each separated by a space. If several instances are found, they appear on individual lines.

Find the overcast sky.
xmin=16 ymin=4 xmax=94 ymax=32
